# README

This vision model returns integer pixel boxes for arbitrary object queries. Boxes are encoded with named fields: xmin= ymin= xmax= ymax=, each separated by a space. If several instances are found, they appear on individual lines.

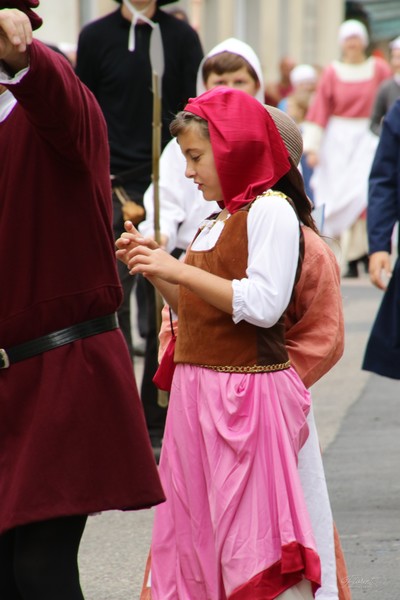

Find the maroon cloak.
xmin=0 ymin=40 xmax=164 ymax=534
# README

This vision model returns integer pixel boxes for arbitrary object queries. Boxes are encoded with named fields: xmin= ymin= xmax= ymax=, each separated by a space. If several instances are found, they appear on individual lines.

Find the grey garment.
xmin=370 ymin=78 xmax=400 ymax=135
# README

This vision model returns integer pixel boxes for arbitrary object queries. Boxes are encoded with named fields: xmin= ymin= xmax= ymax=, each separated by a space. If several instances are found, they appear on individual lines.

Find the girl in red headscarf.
xmin=117 ymin=86 xmax=321 ymax=599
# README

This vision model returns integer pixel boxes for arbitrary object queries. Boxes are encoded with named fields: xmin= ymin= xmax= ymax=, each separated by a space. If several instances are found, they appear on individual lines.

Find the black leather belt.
xmin=0 ymin=313 xmax=119 ymax=369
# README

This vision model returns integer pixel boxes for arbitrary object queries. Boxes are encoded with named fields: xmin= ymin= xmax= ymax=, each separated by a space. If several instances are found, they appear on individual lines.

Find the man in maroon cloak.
xmin=0 ymin=3 xmax=164 ymax=598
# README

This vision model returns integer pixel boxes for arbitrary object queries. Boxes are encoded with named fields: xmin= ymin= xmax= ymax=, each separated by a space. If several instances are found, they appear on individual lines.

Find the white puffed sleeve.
xmin=232 ymin=194 xmax=299 ymax=327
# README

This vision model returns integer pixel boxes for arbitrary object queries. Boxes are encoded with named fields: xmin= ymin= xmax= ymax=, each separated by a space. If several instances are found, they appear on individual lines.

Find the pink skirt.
xmin=151 ymin=364 xmax=321 ymax=599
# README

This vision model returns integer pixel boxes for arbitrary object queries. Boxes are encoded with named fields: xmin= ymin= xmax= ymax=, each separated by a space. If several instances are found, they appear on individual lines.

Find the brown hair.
xmin=169 ymin=111 xmax=210 ymax=140
xmin=274 ymin=158 xmax=318 ymax=233
xmin=202 ymin=52 xmax=259 ymax=86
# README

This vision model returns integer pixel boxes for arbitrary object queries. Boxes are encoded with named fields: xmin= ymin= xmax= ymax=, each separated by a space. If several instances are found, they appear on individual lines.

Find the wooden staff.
xmin=152 ymin=71 xmax=162 ymax=247
xmin=150 ymin=24 xmax=168 ymax=408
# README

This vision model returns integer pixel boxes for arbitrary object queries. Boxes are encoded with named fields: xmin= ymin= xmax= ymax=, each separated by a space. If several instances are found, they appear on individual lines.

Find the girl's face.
xmin=341 ymin=35 xmax=366 ymax=62
xmin=178 ymin=124 xmax=223 ymax=202
xmin=205 ymin=66 xmax=260 ymax=97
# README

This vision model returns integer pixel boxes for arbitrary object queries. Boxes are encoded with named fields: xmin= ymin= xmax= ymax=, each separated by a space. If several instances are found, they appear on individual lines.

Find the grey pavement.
xmin=78 ymin=273 xmax=400 ymax=599
xmin=320 ymin=279 xmax=400 ymax=599
xmin=324 ymin=371 xmax=400 ymax=599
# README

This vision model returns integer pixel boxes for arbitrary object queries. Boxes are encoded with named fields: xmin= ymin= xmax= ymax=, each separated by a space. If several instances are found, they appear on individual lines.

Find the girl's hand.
xmin=123 ymin=220 xmax=169 ymax=250
xmin=127 ymin=245 xmax=184 ymax=285
xmin=115 ymin=221 xmax=159 ymax=265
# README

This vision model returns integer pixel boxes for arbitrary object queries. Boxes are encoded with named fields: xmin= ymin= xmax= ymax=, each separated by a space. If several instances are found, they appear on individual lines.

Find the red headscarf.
xmin=184 ymin=86 xmax=291 ymax=214
xmin=0 ymin=0 xmax=42 ymax=30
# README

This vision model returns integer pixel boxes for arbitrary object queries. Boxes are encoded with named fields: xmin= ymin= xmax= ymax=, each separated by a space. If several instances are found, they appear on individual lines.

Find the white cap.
xmin=196 ymin=38 xmax=265 ymax=103
xmin=338 ymin=19 xmax=369 ymax=48
xmin=390 ymin=36 xmax=400 ymax=51
xmin=290 ymin=64 xmax=318 ymax=86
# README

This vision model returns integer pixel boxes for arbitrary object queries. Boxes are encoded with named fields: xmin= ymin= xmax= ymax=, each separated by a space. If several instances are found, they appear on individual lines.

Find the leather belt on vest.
xmin=0 ymin=313 xmax=119 ymax=369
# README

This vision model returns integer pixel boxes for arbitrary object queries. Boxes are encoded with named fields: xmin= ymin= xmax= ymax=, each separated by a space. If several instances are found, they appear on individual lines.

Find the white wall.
xmin=35 ymin=0 xmax=79 ymax=45
xmin=33 ymin=0 xmax=190 ymax=45
xmin=31 ymin=0 xmax=344 ymax=69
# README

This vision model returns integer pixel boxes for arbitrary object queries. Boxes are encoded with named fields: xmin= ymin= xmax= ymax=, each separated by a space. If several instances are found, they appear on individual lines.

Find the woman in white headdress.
xmin=303 ymin=19 xmax=391 ymax=277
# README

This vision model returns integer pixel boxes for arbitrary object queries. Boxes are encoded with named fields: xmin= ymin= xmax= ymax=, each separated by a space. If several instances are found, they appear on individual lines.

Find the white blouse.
xmin=191 ymin=193 xmax=300 ymax=329
xmin=0 ymin=65 xmax=29 ymax=122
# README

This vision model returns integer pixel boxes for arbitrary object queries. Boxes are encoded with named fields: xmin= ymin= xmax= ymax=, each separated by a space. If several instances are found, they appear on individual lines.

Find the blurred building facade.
xmin=35 ymin=1 xmax=400 ymax=81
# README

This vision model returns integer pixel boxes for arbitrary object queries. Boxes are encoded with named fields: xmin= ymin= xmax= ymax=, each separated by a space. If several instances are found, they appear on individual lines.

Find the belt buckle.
xmin=0 ymin=349 xmax=10 ymax=369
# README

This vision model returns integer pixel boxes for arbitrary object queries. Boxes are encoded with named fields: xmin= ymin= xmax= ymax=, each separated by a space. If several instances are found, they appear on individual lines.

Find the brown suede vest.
xmin=175 ymin=196 xmax=298 ymax=372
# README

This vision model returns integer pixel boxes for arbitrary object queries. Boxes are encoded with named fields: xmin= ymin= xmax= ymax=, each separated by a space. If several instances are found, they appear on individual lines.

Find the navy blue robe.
xmin=363 ymin=99 xmax=400 ymax=379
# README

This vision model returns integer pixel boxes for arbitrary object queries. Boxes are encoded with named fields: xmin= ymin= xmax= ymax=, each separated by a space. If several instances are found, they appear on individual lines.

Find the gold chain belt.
xmin=198 ymin=360 xmax=291 ymax=373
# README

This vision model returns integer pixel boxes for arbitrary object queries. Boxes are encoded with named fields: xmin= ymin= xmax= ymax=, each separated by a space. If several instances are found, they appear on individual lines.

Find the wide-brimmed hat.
xmin=0 ymin=0 xmax=42 ymax=30
xmin=264 ymin=105 xmax=303 ymax=167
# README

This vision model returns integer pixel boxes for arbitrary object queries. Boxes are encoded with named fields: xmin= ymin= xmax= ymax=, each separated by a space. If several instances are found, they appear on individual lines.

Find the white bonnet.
xmin=338 ymin=19 xmax=369 ymax=47
xmin=290 ymin=64 xmax=318 ymax=86
xmin=390 ymin=36 xmax=400 ymax=51
xmin=196 ymin=38 xmax=265 ymax=103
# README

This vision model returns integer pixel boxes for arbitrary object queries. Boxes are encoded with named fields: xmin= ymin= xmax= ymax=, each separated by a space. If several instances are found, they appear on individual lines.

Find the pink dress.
xmin=151 ymin=195 xmax=321 ymax=599
xmin=303 ymin=57 xmax=391 ymax=239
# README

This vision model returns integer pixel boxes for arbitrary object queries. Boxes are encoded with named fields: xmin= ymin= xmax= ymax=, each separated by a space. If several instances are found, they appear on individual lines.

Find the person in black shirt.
xmin=76 ymin=0 xmax=203 ymax=454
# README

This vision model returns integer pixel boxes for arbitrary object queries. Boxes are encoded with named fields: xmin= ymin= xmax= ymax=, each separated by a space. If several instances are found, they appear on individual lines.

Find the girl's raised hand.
xmin=115 ymin=221 xmax=159 ymax=265
xmin=126 ymin=245 xmax=184 ymax=285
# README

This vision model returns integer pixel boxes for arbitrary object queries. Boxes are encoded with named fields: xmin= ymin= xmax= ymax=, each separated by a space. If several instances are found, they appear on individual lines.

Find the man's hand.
xmin=369 ymin=251 xmax=392 ymax=290
xmin=0 ymin=8 xmax=31 ymax=69
xmin=305 ymin=151 xmax=319 ymax=168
